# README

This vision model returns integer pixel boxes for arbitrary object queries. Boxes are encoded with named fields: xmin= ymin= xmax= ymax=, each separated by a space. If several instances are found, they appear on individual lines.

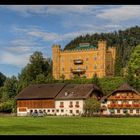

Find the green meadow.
xmin=0 ymin=116 xmax=140 ymax=135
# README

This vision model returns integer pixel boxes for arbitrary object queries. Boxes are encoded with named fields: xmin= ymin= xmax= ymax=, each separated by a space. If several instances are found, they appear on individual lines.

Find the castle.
xmin=52 ymin=40 xmax=116 ymax=80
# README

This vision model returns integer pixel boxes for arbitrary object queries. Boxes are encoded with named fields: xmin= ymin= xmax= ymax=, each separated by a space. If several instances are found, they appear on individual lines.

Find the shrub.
xmin=0 ymin=100 xmax=14 ymax=113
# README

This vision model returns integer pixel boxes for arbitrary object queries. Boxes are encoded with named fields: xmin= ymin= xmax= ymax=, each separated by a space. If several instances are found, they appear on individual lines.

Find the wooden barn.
xmin=101 ymin=83 xmax=140 ymax=115
xmin=15 ymin=83 xmax=65 ymax=116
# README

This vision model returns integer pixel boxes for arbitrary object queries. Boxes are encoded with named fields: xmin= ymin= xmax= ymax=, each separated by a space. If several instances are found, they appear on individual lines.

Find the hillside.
xmin=64 ymin=26 xmax=140 ymax=76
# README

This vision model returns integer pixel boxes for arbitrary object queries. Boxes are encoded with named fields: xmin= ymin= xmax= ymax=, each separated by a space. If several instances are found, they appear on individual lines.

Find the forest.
xmin=0 ymin=26 xmax=140 ymax=113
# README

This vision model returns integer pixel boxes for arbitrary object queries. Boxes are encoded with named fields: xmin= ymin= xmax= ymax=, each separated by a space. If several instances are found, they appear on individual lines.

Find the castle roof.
xmin=74 ymin=45 xmax=97 ymax=50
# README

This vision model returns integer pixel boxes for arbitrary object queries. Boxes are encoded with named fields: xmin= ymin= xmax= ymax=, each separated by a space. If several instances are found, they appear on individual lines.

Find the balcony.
xmin=73 ymin=59 xmax=83 ymax=65
xmin=71 ymin=68 xmax=86 ymax=74
xmin=108 ymin=103 xmax=140 ymax=108
xmin=108 ymin=95 xmax=139 ymax=100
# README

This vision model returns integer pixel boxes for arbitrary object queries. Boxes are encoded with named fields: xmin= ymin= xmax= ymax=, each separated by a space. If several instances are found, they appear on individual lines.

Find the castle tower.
xmin=52 ymin=44 xmax=61 ymax=80
xmin=107 ymin=47 xmax=116 ymax=76
xmin=98 ymin=40 xmax=106 ymax=77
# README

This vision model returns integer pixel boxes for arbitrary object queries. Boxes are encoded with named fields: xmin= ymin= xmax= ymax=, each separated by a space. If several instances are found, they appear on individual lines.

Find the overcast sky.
xmin=0 ymin=5 xmax=140 ymax=77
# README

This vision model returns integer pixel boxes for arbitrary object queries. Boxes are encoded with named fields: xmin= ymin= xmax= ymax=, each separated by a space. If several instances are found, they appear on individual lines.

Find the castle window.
xmin=94 ymin=65 xmax=97 ymax=69
xmin=94 ymin=56 xmax=97 ymax=60
xmin=86 ymin=57 xmax=89 ymax=61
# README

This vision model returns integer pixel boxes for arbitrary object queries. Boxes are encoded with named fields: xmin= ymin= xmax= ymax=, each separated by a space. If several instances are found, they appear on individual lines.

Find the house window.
xmin=52 ymin=110 xmax=55 ymax=112
xmin=130 ymin=109 xmax=133 ymax=114
xmin=56 ymin=110 xmax=59 ymax=112
xmin=76 ymin=110 xmax=79 ymax=114
xmin=47 ymin=110 xmax=50 ymax=112
xmin=136 ymin=109 xmax=139 ymax=114
xmin=61 ymin=109 xmax=64 ymax=112
xmin=85 ymin=66 xmax=88 ymax=70
xmin=75 ymin=101 xmax=79 ymax=108
xmin=117 ymin=109 xmax=120 ymax=113
xmin=60 ymin=102 xmax=64 ymax=108
xmin=70 ymin=110 xmax=73 ymax=114
xmin=62 ymin=68 xmax=64 ymax=71
xmin=69 ymin=101 xmax=73 ymax=108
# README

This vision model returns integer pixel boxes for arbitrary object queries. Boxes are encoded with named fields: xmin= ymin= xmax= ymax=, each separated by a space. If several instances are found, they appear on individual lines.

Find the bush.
xmin=0 ymin=100 xmax=14 ymax=113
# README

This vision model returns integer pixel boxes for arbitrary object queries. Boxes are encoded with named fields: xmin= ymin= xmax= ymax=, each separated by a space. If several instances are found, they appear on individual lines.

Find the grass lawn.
xmin=0 ymin=116 xmax=140 ymax=135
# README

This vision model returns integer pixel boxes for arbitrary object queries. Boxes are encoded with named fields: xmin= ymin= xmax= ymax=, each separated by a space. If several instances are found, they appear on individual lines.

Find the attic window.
xmin=65 ymin=91 xmax=68 ymax=96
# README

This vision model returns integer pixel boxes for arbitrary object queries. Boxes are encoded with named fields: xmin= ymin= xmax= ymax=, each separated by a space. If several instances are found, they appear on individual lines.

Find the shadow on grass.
xmin=0 ymin=125 xmax=45 ymax=134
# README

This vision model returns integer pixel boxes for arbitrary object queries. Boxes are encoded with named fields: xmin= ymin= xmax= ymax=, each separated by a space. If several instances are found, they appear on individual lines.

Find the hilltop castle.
xmin=52 ymin=40 xmax=116 ymax=80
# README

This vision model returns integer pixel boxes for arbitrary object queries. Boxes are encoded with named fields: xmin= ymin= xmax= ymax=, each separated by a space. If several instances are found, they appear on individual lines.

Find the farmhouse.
xmin=15 ymin=83 xmax=103 ymax=116
xmin=15 ymin=83 xmax=65 ymax=116
xmin=101 ymin=83 xmax=140 ymax=115
xmin=55 ymin=84 xmax=103 ymax=116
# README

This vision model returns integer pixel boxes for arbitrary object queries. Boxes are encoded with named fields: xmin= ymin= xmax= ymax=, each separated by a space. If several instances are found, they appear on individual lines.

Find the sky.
xmin=0 ymin=5 xmax=140 ymax=77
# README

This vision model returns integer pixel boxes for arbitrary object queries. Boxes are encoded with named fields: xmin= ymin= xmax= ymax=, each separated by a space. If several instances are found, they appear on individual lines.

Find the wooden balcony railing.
xmin=108 ymin=95 xmax=139 ymax=100
xmin=108 ymin=104 xmax=140 ymax=108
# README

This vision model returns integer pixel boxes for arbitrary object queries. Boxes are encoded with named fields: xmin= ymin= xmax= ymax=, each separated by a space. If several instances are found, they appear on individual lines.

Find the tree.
xmin=60 ymin=74 xmax=65 ymax=83
xmin=125 ymin=66 xmax=135 ymax=87
xmin=91 ymin=74 xmax=101 ymax=88
xmin=0 ymin=72 xmax=6 ymax=87
xmin=18 ymin=51 xmax=52 ymax=91
xmin=83 ymin=97 xmax=100 ymax=116
xmin=1 ymin=76 xmax=18 ymax=102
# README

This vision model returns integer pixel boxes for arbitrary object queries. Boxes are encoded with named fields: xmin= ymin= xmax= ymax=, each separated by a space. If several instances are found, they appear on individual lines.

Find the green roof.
xmin=73 ymin=45 xmax=97 ymax=50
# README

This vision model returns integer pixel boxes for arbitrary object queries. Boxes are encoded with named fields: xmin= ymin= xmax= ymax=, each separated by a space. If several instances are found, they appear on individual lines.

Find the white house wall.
xmin=55 ymin=100 xmax=84 ymax=116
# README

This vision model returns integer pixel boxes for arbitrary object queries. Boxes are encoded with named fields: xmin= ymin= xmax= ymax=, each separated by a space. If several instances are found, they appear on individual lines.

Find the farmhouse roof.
xmin=55 ymin=84 xmax=103 ymax=100
xmin=112 ymin=83 xmax=139 ymax=94
xmin=15 ymin=83 xmax=66 ymax=100
xmin=102 ymin=83 xmax=140 ymax=100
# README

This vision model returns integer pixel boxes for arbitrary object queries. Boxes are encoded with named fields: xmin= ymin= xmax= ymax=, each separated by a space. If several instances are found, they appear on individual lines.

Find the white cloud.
xmin=97 ymin=5 xmax=140 ymax=23
xmin=0 ymin=51 xmax=31 ymax=68
xmin=1 ymin=5 xmax=96 ymax=16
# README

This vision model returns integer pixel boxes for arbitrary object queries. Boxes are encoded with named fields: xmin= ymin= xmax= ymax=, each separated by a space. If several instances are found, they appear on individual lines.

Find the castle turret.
xmin=52 ymin=44 xmax=61 ymax=80
xmin=98 ymin=40 xmax=107 ymax=77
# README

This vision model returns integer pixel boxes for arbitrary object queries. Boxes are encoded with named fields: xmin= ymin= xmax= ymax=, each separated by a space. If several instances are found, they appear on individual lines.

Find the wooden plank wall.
xmin=17 ymin=99 xmax=55 ymax=108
